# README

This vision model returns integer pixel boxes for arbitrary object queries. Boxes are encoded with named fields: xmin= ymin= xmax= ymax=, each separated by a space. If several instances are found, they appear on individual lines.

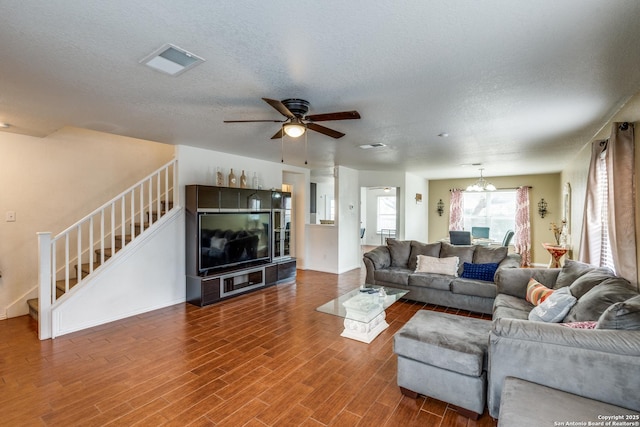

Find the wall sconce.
xmin=538 ymin=198 xmax=548 ymax=218
xmin=437 ymin=199 xmax=444 ymax=216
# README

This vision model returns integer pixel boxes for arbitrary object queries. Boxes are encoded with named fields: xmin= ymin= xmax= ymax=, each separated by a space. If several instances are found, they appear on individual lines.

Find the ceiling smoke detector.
xmin=140 ymin=43 xmax=205 ymax=76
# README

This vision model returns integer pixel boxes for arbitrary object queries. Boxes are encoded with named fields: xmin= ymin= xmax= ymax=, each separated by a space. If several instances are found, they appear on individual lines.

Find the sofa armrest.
xmin=363 ymin=246 xmax=391 ymax=285
xmin=494 ymin=267 xmax=561 ymax=299
xmin=487 ymin=317 xmax=640 ymax=418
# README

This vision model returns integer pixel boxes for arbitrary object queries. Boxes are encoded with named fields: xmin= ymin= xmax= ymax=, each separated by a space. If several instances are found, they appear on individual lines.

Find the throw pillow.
xmin=596 ymin=295 xmax=640 ymax=330
xmin=473 ymin=246 xmax=508 ymax=264
xmin=440 ymin=242 xmax=475 ymax=275
xmin=460 ymin=262 xmax=499 ymax=282
xmin=387 ymin=238 xmax=412 ymax=268
xmin=408 ymin=241 xmax=441 ymax=271
xmin=563 ymin=277 xmax=638 ymax=322
xmin=561 ymin=321 xmax=597 ymax=329
xmin=415 ymin=255 xmax=459 ymax=276
xmin=528 ymin=287 xmax=577 ymax=322
xmin=526 ymin=278 xmax=554 ymax=306
xmin=568 ymin=268 xmax=616 ymax=299
xmin=554 ymin=259 xmax=597 ymax=289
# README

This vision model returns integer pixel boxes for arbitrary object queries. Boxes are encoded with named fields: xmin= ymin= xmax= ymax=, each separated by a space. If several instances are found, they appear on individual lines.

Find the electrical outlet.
xmin=6 ymin=211 xmax=16 ymax=222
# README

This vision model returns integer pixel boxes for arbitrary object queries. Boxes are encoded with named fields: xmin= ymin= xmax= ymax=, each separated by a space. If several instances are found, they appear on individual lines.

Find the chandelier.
xmin=466 ymin=168 xmax=496 ymax=192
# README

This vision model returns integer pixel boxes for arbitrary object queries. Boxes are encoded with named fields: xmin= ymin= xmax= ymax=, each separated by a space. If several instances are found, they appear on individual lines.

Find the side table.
xmin=542 ymin=243 xmax=568 ymax=268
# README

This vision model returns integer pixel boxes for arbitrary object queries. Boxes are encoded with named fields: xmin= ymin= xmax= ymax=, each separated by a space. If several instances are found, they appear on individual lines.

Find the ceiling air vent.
xmin=359 ymin=143 xmax=387 ymax=149
xmin=140 ymin=44 xmax=205 ymax=76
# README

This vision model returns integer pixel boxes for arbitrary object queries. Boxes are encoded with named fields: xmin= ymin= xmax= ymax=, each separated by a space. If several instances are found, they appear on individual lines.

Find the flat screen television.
xmin=199 ymin=211 xmax=271 ymax=272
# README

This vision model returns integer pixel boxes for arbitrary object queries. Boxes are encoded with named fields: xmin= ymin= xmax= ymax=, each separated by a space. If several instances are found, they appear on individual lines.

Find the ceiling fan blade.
xmin=307 ymin=122 xmax=345 ymax=139
xmin=224 ymin=119 xmax=284 ymax=123
xmin=270 ymin=127 xmax=284 ymax=139
xmin=305 ymin=110 xmax=361 ymax=122
xmin=262 ymin=98 xmax=295 ymax=119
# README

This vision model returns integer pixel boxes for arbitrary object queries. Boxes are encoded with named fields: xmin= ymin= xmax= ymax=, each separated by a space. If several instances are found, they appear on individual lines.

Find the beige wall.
xmin=429 ymin=173 xmax=561 ymax=265
xmin=0 ymin=127 xmax=175 ymax=318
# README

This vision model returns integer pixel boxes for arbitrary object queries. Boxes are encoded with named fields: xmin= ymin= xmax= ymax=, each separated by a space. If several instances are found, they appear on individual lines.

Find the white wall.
xmin=50 ymin=209 xmax=184 ymax=337
xmin=403 ymin=172 xmax=429 ymax=242
xmin=0 ymin=127 xmax=175 ymax=319
xmin=337 ymin=166 xmax=361 ymax=273
xmin=176 ymin=145 xmax=310 ymax=269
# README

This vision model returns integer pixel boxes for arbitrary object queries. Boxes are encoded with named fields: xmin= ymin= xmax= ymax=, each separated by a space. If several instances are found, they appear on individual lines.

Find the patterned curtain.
xmin=449 ymin=189 xmax=464 ymax=231
xmin=514 ymin=186 xmax=531 ymax=266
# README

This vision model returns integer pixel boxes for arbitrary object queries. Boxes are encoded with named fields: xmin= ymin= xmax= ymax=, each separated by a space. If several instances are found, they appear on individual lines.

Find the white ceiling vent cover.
xmin=140 ymin=44 xmax=205 ymax=76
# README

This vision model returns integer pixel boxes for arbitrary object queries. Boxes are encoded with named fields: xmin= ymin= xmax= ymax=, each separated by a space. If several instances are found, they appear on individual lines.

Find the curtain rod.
xmin=449 ymin=186 xmax=532 ymax=192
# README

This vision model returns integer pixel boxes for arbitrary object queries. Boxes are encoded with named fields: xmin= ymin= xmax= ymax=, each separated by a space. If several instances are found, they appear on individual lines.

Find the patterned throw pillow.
xmin=526 ymin=278 xmax=554 ymax=306
xmin=528 ymin=287 xmax=577 ymax=322
xmin=561 ymin=321 xmax=598 ymax=329
xmin=460 ymin=262 xmax=499 ymax=282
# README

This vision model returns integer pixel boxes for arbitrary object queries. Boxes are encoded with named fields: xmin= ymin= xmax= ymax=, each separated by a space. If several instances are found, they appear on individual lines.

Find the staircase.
xmin=32 ymin=160 xmax=178 ymax=339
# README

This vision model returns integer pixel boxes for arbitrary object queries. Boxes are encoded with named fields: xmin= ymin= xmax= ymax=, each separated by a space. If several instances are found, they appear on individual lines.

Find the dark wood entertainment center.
xmin=185 ymin=185 xmax=296 ymax=306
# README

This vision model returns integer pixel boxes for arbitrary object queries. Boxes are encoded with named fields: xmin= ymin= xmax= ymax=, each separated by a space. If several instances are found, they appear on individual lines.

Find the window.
xmin=377 ymin=196 xmax=396 ymax=235
xmin=462 ymin=190 xmax=516 ymax=241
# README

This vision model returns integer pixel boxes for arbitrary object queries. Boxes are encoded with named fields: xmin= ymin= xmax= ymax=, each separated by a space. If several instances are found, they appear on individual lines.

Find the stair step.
xmin=75 ymin=262 xmax=101 ymax=277
xmin=95 ymin=247 xmax=115 ymax=259
xmin=56 ymin=278 xmax=78 ymax=294
xmin=27 ymin=298 xmax=38 ymax=321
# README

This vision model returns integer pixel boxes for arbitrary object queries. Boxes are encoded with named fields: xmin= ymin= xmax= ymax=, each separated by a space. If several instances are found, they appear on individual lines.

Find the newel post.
xmin=37 ymin=232 xmax=52 ymax=340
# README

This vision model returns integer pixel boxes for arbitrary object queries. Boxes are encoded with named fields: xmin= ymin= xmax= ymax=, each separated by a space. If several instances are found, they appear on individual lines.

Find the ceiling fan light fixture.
xmin=283 ymin=121 xmax=306 ymax=138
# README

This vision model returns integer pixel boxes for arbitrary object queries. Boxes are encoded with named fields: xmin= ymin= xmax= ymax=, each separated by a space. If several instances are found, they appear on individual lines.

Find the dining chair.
xmin=471 ymin=227 xmax=490 ymax=239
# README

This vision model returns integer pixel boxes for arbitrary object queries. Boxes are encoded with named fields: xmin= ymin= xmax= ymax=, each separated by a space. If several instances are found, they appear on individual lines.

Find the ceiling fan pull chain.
xmin=281 ymin=124 xmax=284 ymax=163
xmin=305 ymin=130 xmax=308 ymax=165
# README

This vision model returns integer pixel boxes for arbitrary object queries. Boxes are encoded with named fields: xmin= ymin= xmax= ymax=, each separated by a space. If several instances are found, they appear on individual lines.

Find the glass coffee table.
xmin=316 ymin=286 xmax=409 ymax=343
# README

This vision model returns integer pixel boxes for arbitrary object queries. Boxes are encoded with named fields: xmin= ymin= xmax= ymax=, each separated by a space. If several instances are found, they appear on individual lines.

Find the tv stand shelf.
xmin=185 ymin=184 xmax=296 ymax=306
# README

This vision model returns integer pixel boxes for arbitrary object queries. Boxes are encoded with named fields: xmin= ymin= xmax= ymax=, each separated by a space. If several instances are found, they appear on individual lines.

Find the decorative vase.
xmin=216 ymin=167 xmax=224 ymax=186
xmin=240 ymin=170 xmax=247 ymax=188
xmin=252 ymin=172 xmax=258 ymax=189
xmin=228 ymin=169 xmax=237 ymax=187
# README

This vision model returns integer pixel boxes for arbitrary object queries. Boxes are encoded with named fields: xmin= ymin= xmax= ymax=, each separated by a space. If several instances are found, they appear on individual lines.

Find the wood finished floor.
xmin=0 ymin=268 xmax=496 ymax=426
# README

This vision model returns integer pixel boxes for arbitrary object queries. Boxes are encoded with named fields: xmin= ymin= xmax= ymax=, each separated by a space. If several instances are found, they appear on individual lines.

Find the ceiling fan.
xmin=224 ymin=98 xmax=360 ymax=139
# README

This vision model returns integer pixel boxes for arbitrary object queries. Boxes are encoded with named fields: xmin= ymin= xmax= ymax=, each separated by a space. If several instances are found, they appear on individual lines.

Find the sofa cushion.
xmin=387 ymin=239 xmax=412 ymax=268
xmin=554 ymin=259 xmax=596 ymax=289
xmin=440 ymin=243 xmax=475 ymax=275
xmin=568 ymin=268 xmax=616 ymax=299
xmin=526 ymin=278 xmax=554 ymax=306
xmin=528 ymin=287 xmax=577 ymax=323
xmin=373 ymin=267 xmax=411 ymax=286
xmin=451 ymin=278 xmax=497 ymax=299
xmin=461 ymin=262 xmax=499 ymax=282
xmin=408 ymin=241 xmax=441 ymax=270
xmin=409 ymin=272 xmax=455 ymax=291
xmin=494 ymin=294 xmax=534 ymax=314
xmin=473 ymin=245 xmax=508 ymax=264
xmin=596 ymin=295 xmax=640 ymax=330
xmin=563 ymin=277 xmax=638 ymax=322
xmin=493 ymin=305 xmax=531 ymax=321
xmin=415 ymin=255 xmax=459 ymax=276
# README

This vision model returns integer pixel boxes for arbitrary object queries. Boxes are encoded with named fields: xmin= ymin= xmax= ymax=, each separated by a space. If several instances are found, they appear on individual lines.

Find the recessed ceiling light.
xmin=140 ymin=43 xmax=205 ymax=76
xmin=359 ymin=143 xmax=387 ymax=149
xmin=0 ymin=123 xmax=10 ymax=128
xmin=438 ymin=132 xmax=449 ymax=137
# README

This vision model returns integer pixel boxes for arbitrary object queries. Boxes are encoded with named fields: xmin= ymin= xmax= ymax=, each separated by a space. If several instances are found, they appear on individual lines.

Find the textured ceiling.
xmin=1 ymin=1 xmax=640 ymax=179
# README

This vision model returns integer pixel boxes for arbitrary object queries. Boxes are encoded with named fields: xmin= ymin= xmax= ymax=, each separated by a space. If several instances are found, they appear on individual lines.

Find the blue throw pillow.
xmin=460 ymin=262 xmax=499 ymax=282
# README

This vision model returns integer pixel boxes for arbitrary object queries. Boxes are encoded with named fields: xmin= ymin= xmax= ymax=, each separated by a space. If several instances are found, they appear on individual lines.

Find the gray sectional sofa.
xmin=488 ymin=261 xmax=640 ymax=419
xmin=363 ymin=239 xmax=521 ymax=314
xmin=393 ymin=258 xmax=640 ymax=422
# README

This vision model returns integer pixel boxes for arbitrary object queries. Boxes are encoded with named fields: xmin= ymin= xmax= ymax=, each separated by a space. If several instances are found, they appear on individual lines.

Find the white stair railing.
xmin=37 ymin=159 xmax=178 ymax=339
